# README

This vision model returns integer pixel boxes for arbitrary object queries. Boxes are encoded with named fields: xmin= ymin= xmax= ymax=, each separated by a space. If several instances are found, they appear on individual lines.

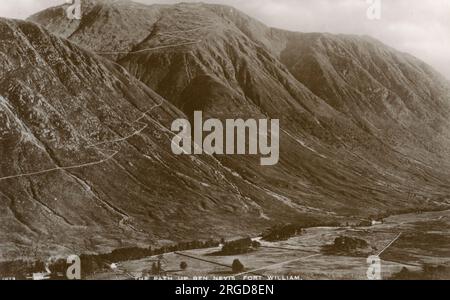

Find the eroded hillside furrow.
xmin=2 ymin=16 xmax=308 ymax=259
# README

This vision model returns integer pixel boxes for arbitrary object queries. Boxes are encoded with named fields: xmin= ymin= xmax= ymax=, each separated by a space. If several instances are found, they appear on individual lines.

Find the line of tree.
xmin=217 ymin=238 xmax=260 ymax=255
xmin=261 ymin=224 xmax=304 ymax=242
xmin=321 ymin=236 xmax=369 ymax=255
xmin=0 ymin=239 xmax=220 ymax=279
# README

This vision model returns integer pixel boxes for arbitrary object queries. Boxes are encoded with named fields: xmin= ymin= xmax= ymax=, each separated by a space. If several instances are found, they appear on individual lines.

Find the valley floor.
xmin=89 ymin=210 xmax=450 ymax=280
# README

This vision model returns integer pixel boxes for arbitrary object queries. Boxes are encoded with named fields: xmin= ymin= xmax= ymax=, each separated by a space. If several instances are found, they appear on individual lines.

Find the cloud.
xmin=1 ymin=0 xmax=449 ymax=79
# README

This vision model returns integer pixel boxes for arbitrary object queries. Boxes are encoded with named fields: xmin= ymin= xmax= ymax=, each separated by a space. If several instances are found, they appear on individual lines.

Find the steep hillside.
xmin=280 ymin=32 xmax=450 ymax=168
xmin=1 ymin=17 xmax=316 ymax=260
xmin=29 ymin=0 xmax=450 ymax=219
xmin=0 ymin=0 xmax=446 ymax=260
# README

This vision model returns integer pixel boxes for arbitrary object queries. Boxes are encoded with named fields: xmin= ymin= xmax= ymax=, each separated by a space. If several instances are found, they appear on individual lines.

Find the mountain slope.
xmin=1 ymin=17 xmax=316 ymax=260
xmin=2 ymin=0 xmax=448 ymax=259
xmin=29 ymin=0 xmax=450 ymax=217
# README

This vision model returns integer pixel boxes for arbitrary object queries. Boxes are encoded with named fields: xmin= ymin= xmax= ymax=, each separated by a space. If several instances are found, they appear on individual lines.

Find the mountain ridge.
xmin=1 ymin=1 xmax=449 ymax=259
xmin=2 ymin=17 xmax=312 ymax=260
xmin=28 ymin=1 xmax=450 ymax=210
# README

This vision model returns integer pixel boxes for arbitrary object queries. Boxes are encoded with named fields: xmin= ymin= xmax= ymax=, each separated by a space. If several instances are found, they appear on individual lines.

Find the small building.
xmin=30 ymin=272 xmax=50 ymax=280
xmin=371 ymin=220 xmax=383 ymax=226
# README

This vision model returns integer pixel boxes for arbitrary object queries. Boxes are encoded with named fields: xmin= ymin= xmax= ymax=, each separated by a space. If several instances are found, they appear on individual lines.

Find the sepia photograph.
xmin=0 ymin=0 xmax=449 ymax=286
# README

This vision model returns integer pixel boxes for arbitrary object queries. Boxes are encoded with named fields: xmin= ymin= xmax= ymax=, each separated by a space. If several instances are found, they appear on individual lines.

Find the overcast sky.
xmin=1 ymin=0 xmax=450 ymax=79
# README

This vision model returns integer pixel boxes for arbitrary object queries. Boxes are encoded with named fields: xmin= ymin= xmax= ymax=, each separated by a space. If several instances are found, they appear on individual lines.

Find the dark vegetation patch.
xmin=0 ymin=239 xmax=220 ymax=279
xmin=322 ymin=236 xmax=371 ymax=256
xmin=261 ymin=224 xmax=304 ymax=242
xmin=209 ymin=238 xmax=260 ymax=256
xmin=390 ymin=264 xmax=450 ymax=280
